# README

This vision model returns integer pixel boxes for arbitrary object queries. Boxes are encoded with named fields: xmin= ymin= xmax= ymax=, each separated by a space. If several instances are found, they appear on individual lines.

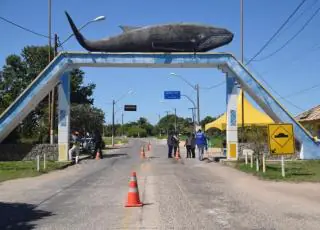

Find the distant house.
xmin=295 ymin=104 xmax=320 ymax=139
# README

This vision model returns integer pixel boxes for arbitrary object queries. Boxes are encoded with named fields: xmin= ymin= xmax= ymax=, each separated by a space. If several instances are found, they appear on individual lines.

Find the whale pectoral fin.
xmin=152 ymin=41 xmax=197 ymax=51
xmin=119 ymin=25 xmax=141 ymax=33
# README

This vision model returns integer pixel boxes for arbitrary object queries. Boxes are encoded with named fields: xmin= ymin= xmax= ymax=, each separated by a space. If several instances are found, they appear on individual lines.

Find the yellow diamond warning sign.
xmin=268 ymin=124 xmax=295 ymax=155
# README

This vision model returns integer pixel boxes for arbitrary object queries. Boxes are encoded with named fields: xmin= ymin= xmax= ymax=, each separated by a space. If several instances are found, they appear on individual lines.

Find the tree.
xmin=70 ymin=104 xmax=105 ymax=134
xmin=127 ymin=126 xmax=147 ymax=137
xmin=200 ymin=116 xmax=216 ymax=129
xmin=0 ymin=45 xmax=97 ymax=142
xmin=70 ymin=68 xmax=95 ymax=104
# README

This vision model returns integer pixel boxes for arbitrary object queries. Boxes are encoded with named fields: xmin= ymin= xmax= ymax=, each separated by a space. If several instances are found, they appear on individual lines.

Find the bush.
xmin=127 ymin=126 xmax=147 ymax=137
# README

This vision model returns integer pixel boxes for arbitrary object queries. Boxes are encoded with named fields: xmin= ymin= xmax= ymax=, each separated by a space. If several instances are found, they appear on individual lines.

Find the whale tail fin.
xmin=65 ymin=11 xmax=92 ymax=51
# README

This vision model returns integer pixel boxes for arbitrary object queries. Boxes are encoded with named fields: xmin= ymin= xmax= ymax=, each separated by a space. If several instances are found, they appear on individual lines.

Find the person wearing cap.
xmin=69 ymin=131 xmax=80 ymax=163
xmin=195 ymin=129 xmax=207 ymax=161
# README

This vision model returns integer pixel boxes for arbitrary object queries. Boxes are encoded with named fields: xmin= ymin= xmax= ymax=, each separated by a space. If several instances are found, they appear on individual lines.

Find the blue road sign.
xmin=164 ymin=91 xmax=181 ymax=99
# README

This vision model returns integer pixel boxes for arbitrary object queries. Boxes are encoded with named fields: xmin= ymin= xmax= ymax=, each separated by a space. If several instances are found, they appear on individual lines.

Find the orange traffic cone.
xmin=125 ymin=172 xmax=143 ymax=207
xmin=175 ymin=148 xmax=181 ymax=160
xmin=140 ymin=146 xmax=146 ymax=159
xmin=95 ymin=151 xmax=101 ymax=160
xmin=147 ymin=141 xmax=151 ymax=151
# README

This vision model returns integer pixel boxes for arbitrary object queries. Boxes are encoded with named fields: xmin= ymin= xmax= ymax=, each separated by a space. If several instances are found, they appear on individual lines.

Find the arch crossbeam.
xmin=0 ymin=52 xmax=318 ymax=159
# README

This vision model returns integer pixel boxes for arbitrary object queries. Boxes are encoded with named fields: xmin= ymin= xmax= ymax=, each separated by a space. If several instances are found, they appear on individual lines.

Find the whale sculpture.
xmin=65 ymin=11 xmax=233 ymax=52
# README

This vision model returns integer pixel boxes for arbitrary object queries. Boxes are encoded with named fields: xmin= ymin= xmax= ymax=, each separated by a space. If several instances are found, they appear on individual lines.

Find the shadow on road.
xmin=147 ymin=156 xmax=160 ymax=159
xmin=102 ymin=153 xmax=128 ymax=159
xmin=0 ymin=202 xmax=53 ymax=230
xmin=104 ymin=146 xmax=130 ymax=150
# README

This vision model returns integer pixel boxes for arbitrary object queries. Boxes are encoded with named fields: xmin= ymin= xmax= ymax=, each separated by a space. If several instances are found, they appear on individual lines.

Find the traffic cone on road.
xmin=125 ymin=172 xmax=143 ymax=207
xmin=147 ymin=141 xmax=151 ymax=151
xmin=175 ymin=148 xmax=181 ymax=160
xmin=95 ymin=151 xmax=101 ymax=160
xmin=140 ymin=146 xmax=146 ymax=159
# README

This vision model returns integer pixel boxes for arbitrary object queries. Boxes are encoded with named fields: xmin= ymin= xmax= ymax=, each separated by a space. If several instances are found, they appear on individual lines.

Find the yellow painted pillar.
xmin=226 ymin=71 xmax=239 ymax=160
xmin=58 ymin=71 xmax=70 ymax=161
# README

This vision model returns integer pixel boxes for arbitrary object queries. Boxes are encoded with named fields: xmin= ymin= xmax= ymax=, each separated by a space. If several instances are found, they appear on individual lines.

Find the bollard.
xmin=281 ymin=156 xmax=285 ymax=177
xmin=262 ymin=154 xmax=266 ymax=173
xmin=43 ymin=153 xmax=46 ymax=170
xmin=37 ymin=155 xmax=40 ymax=172
xmin=256 ymin=156 xmax=259 ymax=172
xmin=250 ymin=154 xmax=253 ymax=168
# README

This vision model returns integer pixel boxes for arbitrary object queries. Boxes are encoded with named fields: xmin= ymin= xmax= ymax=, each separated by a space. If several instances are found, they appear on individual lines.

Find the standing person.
xmin=222 ymin=138 xmax=227 ymax=156
xmin=195 ymin=129 xmax=207 ymax=161
xmin=69 ymin=131 xmax=80 ymax=163
xmin=190 ymin=133 xmax=196 ymax=158
xmin=167 ymin=131 xmax=174 ymax=158
xmin=184 ymin=133 xmax=192 ymax=158
xmin=93 ymin=129 xmax=103 ymax=159
xmin=173 ymin=132 xmax=180 ymax=157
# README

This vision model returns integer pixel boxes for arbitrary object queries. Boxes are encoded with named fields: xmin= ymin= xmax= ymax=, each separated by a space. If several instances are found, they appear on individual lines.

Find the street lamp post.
xmin=59 ymin=15 xmax=106 ymax=47
xmin=48 ymin=13 xmax=105 ymax=144
xmin=158 ymin=113 xmax=161 ymax=137
xmin=196 ymin=84 xmax=200 ymax=125
xmin=169 ymin=73 xmax=200 ymax=124
xmin=111 ymin=90 xmax=133 ymax=146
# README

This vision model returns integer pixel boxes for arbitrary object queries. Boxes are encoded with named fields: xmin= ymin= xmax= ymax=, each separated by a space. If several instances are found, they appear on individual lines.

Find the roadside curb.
xmin=58 ymin=155 xmax=91 ymax=170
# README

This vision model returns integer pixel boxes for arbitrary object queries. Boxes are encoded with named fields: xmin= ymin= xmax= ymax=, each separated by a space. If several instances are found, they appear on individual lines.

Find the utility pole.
xmin=188 ymin=107 xmax=196 ymax=132
xmin=165 ymin=110 xmax=170 ymax=136
xmin=112 ymin=99 xmax=115 ymax=146
xmin=121 ymin=112 xmax=124 ymax=137
xmin=48 ymin=0 xmax=53 ymax=144
xmin=54 ymin=34 xmax=58 ymax=57
xmin=196 ymin=84 xmax=200 ymax=125
xmin=174 ymin=108 xmax=177 ymax=133
xmin=49 ymin=34 xmax=59 ymax=144
xmin=158 ymin=113 xmax=161 ymax=137
xmin=241 ymin=0 xmax=245 ymax=143
xmin=48 ymin=0 xmax=52 ymax=63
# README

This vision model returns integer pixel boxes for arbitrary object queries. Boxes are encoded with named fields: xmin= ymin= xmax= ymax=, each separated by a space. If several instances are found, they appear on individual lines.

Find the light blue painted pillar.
xmin=226 ymin=71 xmax=239 ymax=160
xmin=58 ymin=71 xmax=70 ymax=161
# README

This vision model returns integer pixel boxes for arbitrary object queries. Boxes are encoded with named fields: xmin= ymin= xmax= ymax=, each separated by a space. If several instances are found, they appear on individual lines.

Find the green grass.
xmin=208 ymin=136 xmax=223 ymax=148
xmin=0 ymin=161 xmax=70 ymax=182
xmin=232 ymin=160 xmax=320 ymax=182
xmin=103 ymin=137 xmax=128 ymax=145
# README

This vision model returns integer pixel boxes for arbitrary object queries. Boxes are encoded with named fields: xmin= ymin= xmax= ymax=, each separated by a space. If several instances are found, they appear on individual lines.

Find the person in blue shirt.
xmin=195 ymin=129 xmax=208 ymax=161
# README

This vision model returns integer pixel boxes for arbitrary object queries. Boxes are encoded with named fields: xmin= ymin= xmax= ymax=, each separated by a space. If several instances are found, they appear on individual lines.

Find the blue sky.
xmin=1 ymin=0 xmax=320 ymax=125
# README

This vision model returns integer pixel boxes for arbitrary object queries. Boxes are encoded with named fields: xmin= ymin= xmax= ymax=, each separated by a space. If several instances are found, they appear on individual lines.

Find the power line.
xmin=244 ymin=57 xmax=305 ymax=111
xmin=255 ymin=5 xmax=320 ymax=62
xmin=245 ymin=0 xmax=307 ymax=65
xmin=275 ymin=0 xmax=319 ymax=39
xmin=283 ymin=82 xmax=320 ymax=98
xmin=0 ymin=16 xmax=50 ymax=39
xmin=199 ymin=81 xmax=225 ymax=90
xmin=258 ymin=43 xmax=320 ymax=76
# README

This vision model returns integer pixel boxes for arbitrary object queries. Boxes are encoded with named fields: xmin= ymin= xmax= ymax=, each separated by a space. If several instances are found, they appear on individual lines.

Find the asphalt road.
xmin=1 ymin=139 xmax=320 ymax=229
